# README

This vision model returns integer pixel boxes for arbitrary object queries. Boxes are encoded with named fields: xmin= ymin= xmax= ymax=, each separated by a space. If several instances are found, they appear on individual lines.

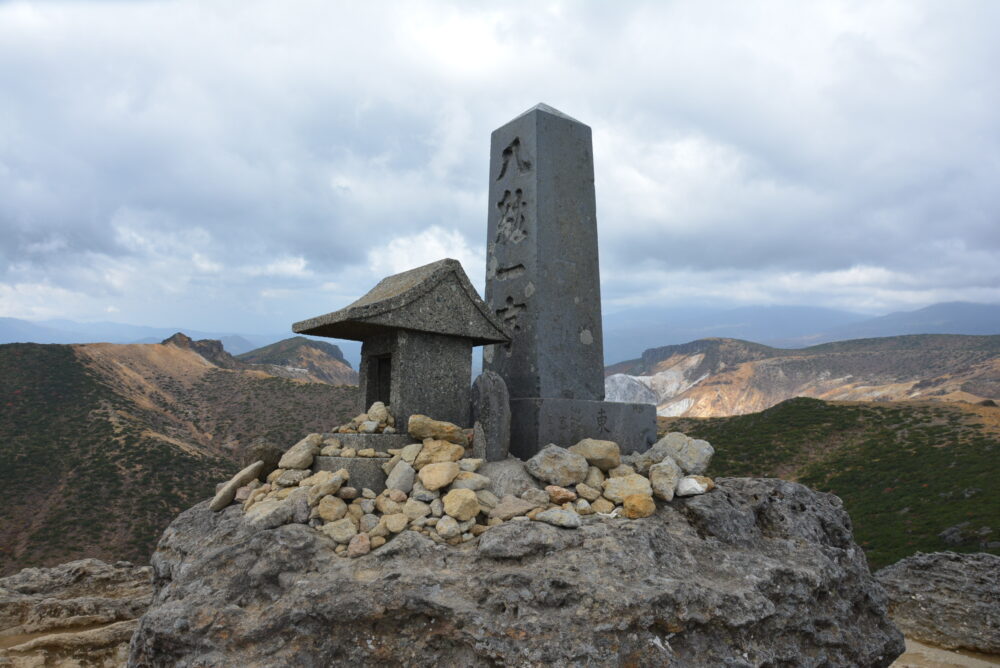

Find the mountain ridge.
xmin=606 ymin=334 xmax=1000 ymax=417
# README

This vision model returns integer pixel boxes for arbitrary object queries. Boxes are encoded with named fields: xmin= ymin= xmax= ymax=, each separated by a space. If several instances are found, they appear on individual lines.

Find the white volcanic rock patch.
xmin=604 ymin=374 xmax=658 ymax=404
xmin=605 ymin=353 xmax=708 ymax=416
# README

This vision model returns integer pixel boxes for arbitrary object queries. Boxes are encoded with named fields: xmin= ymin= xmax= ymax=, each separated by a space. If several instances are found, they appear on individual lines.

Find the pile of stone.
xmin=332 ymin=401 xmax=400 ymax=435
xmin=210 ymin=412 xmax=715 ymax=559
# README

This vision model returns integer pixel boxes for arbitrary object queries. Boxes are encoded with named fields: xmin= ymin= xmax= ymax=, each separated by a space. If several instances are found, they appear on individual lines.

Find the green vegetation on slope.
xmin=0 ymin=344 xmax=232 ymax=575
xmin=0 ymin=343 xmax=359 ymax=576
xmin=665 ymin=397 xmax=999 ymax=569
xmin=184 ymin=369 xmax=359 ymax=449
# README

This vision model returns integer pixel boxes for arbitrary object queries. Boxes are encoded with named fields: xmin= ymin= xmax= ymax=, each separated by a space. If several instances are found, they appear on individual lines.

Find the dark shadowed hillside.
xmin=0 ymin=341 xmax=359 ymax=576
xmin=662 ymin=397 xmax=1000 ymax=569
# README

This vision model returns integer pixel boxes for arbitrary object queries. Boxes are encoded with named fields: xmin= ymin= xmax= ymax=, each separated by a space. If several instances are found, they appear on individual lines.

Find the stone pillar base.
xmin=508 ymin=398 xmax=657 ymax=459
xmin=313 ymin=456 xmax=387 ymax=494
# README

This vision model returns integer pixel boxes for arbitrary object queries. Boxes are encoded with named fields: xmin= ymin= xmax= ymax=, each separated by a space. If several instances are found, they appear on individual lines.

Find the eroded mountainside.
xmin=236 ymin=335 xmax=358 ymax=385
xmin=606 ymin=335 xmax=1000 ymax=417
xmin=0 ymin=339 xmax=358 ymax=576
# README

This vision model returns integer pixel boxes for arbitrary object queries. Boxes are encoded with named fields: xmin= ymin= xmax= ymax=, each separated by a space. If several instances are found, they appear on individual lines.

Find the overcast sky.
xmin=1 ymin=0 xmax=998 ymax=334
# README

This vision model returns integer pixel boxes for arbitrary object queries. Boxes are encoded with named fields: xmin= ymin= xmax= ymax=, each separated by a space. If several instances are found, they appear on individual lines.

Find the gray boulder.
xmin=525 ymin=444 xmax=589 ymax=486
xmin=631 ymin=432 xmax=713 ymax=475
xmin=129 ymin=477 xmax=903 ymax=666
xmin=471 ymin=370 xmax=511 ymax=461
xmin=479 ymin=457 xmax=541 ymax=498
xmin=876 ymin=551 xmax=1000 ymax=654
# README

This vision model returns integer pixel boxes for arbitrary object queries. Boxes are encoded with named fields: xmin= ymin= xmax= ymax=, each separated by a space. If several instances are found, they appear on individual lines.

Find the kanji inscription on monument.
xmin=483 ymin=104 xmax=656 ymax=457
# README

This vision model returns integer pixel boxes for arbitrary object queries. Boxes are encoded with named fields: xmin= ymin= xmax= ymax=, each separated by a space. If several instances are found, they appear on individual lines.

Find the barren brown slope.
xmin=606 ymin=335 xmax=1000 ymax=417
xmin=0 ymin=341 xmax=359 ymax=575
xmin=236 ymin=336 xmax=358 ymax=385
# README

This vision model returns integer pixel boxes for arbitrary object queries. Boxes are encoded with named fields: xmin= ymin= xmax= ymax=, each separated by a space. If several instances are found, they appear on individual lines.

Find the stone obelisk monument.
xmin=483 ymin=103 xmax=656 ymax=458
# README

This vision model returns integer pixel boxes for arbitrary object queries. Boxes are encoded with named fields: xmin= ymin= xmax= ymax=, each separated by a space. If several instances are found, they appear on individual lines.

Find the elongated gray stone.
xmin=210 ymin=461 xmax=264 ymax=511
xmin=471 ymin=370 xmax=510 ymax=461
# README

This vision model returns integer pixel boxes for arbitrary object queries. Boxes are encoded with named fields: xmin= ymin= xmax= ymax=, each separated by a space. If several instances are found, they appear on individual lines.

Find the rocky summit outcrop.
xmin=130 ymin=474 xmax=903 ymax=666
xmin=0 ymin=558 xmax=151 ymax=667
xmin=876 ymin=551 xmax=1000 ymax=654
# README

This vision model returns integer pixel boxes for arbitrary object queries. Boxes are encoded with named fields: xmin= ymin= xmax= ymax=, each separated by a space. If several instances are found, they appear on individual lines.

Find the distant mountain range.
xmin=602 ymin=301 xmax=1000 ymax=364
xmin=2 ymin=301 xmax=997 ymax=367
xmin=606 ymin=334 xmax=1000 ymax=417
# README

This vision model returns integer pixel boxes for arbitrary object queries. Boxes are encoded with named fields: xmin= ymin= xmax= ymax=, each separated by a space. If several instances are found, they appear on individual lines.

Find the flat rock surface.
xmin=0 ymin=558 xmax=151 ymax=667
xmin=876 ymin=551 xmax=1000 ymax=654
xmin=129 ymin=477 xmax=904 ymax=667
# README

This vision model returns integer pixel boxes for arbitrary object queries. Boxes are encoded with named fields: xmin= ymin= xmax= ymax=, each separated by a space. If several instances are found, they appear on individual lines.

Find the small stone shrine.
xmin=294 ymin=258 xmax=509 ymax=427
xmin=483 ymin=104 xmax=657 ymax=457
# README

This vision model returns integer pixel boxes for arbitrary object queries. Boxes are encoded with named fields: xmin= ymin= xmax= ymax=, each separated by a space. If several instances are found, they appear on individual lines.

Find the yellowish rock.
xmin=584 ymin=466 xmax=605 ymax=488
xmin=417 ymin=462 xmax=461 ymax=491
xmin=591 ymin=497 xmax=616 ymax=514
xmin=384 ymin=513 xmax=409 ymax=533
xmin=299 ymin=470 xmax=335 ymax=487
xmin=403 ymin=498 xmax=431 ymax=520
xmin=317 ymin=495 xmax=348 ymax=522
xmin=381 ymin=454 xmax=402 ymax=475
xmin=370 ymin=535 xmax=386 ymax=549
xmin=412 ymin=439 xmax=465 ymax=470
xmin=400 ymin=443 xmax=423 ymax=464
xmin=407 ymin=414 xmax=467 ymax=445
xmin=375 ymin=495 xmax=403 ymax=515
xmin=307 ymin=469 xmax=349 ymax=506
xmin=321 ymin=517 xmax=356 ymax=544
xmin=358 ymin=448 xmax=377 ymax=458
xmin=602 ymin=474 xmax=653 ymax=503
xmin=341 ymin=448 xmax=357 ymax=458
xmin=575 ymin=483 xmax=602 ymax=502
xmin=443 ymin=488 xmax=480 ymax=522
xmin=622 ymin=494 xmax=656 ymax=519
xmin=608 ymin=464 xmax=636 ymax=478
xmin=546 ymin=485 xmax=577 ymax=504
xmin=346 ymin=504 xmax=364 ymax=525
xmin=568 ymin=438 xmax=621 ymax=471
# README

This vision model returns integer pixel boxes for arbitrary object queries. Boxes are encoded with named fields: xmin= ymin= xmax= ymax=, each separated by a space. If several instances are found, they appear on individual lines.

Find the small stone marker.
xmin=482 ymin=104 xmax=656 ymax=457
xmin=471 ymin=370 xmax=511 ymax=461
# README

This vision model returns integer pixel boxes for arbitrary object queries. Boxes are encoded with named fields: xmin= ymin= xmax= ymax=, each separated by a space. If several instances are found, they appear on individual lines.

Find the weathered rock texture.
xmin=876 ymin=551 xmax=1000 ymax=654
xmin=0 ymin=559 xmax=151 ymax=667
xmin=129 ymin=478 xmax=903 ymax=666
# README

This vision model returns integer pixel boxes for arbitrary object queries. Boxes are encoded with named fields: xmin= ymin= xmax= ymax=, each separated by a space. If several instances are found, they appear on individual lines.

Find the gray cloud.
xmin=0 ymin=0 xmax=997 ymax=332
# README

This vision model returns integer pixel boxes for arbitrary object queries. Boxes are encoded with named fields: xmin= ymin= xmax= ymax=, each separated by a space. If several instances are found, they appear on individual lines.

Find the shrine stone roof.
xmin=292 ymin=258 xmax=510 ymax=345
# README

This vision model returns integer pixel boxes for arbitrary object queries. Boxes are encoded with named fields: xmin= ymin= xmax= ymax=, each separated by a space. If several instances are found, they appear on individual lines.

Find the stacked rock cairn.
xmin=210 ymin=402 xmax=716 ymax=559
